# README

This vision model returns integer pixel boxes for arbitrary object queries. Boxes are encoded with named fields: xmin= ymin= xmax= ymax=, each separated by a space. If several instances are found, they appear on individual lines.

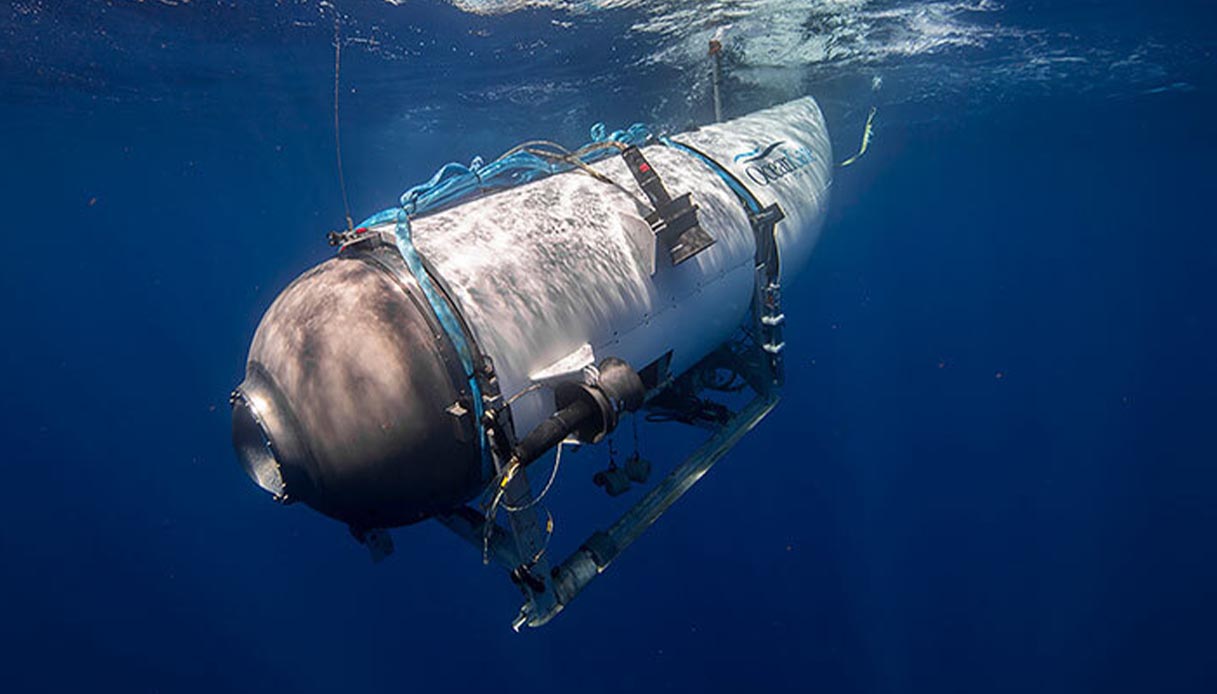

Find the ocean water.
xmin=2 ymin=1 xmax=1215 ymax=692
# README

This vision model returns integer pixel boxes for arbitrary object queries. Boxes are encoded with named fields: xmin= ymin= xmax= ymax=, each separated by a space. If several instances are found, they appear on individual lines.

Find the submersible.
xmin=231 ymin=97 xmax=832 ymax=626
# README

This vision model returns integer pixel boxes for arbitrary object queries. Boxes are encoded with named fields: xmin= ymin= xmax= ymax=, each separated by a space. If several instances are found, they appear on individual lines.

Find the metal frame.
xmin=438 ymin=383 xmax=778 ymax=628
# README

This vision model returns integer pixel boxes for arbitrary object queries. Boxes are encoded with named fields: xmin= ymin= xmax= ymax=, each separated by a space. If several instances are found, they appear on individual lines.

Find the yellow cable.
xmin=838 ymin=106 xmax=877 ymax=168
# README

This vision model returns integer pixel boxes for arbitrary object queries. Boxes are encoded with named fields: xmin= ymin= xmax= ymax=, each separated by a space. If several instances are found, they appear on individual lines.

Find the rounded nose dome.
xmin=231 ymin=247 xmax=483 ymax=528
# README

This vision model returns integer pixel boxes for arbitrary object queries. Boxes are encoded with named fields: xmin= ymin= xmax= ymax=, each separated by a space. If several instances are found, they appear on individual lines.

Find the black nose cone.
xmin=232 ymin=247 xmax=485 ymax=528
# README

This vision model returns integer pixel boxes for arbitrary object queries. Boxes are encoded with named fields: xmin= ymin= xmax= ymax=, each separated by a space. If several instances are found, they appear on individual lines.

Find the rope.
xmin=357 ymin=121 xmax=651 ymax=229
xmin=503 ymin=442 xmax=564 ymax=512
xmin=477 ymin=437 xmax=566 ymax=563
xmin=331 ymin=12 xmax=354 ymax=232
xmin=518 ymin=147 xmax=650 ymax=210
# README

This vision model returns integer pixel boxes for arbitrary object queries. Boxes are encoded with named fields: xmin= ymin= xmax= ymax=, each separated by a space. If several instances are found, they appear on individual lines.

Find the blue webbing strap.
xmin=357 ymin=207 xmax=490 ymax=468
xmin=660 ymin=136 xmax=762 ymax=215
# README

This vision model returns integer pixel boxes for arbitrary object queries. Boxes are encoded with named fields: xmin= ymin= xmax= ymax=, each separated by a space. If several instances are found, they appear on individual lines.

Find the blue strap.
xmin=661 ymin=136 xmax=762 ymax=215
xmin=389 ymin=209 xmax=490 ymax=467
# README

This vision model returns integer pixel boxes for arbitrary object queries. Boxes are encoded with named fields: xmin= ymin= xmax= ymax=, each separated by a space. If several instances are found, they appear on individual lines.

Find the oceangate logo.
xmin=733 ymin=141 xmax=786 ymax=163
xmin=733 ymin=141 xmax=815 ymax=186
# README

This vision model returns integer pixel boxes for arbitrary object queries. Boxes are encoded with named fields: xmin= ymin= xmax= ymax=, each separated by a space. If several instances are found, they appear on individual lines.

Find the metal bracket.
xmin=349 ymin=526 xmax=395 ymax=563
xmin=622 ymin=146 xmax=716 ymax=265
xmin=436 ymin=457 xmax=559 ymax=631
xmin=477 ymin=354 xmax=518 ymax=467
xmin=748 ymin=203 xmax=787 ymax=388
xmin=756 ymin=278 xmax=785 ymax=388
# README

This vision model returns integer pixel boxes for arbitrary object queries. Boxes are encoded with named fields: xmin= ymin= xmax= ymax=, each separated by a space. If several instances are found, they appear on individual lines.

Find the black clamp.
xmin=327 ymin=225 xmax=372 ymax=247
xmin=749 ymin=203 xmax=785 ymax=281
xmin=621 ymin=146 xmax=716 ymax=265
xmin=476 ymin=354 xmax=519 ymax=467
xmin=510 ymin=563 xmax=547 ymax=594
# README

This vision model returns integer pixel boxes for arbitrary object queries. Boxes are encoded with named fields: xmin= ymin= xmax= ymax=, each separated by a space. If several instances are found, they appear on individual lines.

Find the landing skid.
xmin=437 ymin=351 xmax=779 ymax=630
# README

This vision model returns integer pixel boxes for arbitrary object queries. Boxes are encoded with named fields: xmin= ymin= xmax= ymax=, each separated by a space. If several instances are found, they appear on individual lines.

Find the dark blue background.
xmin=2 ymin=1 xmax=1215 ymax=692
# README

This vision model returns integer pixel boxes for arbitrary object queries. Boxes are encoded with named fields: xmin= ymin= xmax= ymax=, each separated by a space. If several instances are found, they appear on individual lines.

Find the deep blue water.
xmin=2 ymin=1 xmax=1216 ymax=692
